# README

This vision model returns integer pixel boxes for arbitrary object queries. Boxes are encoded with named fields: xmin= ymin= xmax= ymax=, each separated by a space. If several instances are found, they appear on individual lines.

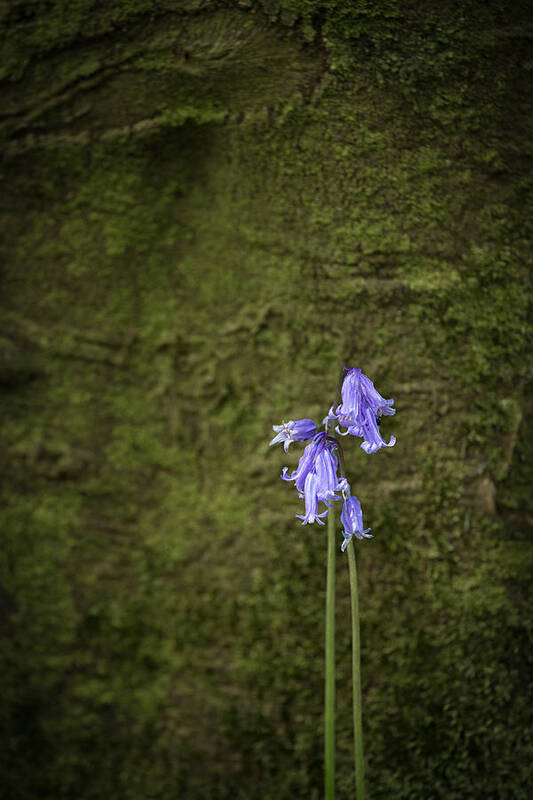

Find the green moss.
xmin=1 ymin=2 xmax=532 ymax=798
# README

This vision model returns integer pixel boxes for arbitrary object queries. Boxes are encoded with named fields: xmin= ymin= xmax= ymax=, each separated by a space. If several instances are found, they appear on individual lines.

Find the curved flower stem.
xmin=325 ymin=366 xmax=346 ymax=434
xmin=326 ymin=435 xmax=346 ymax=479
xmin=347 ymin=539 xmax=365 ymax=800
xmin=325 ymin=503 xmax=336 ymax=800
xmin=332 ymin=366 xmax=346 ymax=413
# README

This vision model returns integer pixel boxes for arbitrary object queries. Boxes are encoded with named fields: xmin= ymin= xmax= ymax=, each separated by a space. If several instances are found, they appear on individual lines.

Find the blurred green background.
xmin=1 ymin=1 xmax=532 ymax=798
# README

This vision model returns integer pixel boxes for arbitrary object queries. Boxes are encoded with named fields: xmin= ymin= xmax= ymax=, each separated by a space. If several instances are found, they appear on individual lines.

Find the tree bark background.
xmin=1 ymin=2 xmax=532 ymax=798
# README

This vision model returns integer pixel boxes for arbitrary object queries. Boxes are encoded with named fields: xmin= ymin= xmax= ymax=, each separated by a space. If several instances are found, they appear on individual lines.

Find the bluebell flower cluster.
xmin=270 ymin=367 xmax=395 ymax=550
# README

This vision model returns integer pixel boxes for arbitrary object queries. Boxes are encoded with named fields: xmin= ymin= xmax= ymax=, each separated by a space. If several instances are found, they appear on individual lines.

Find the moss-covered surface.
xmin=1 ymin=2 xmax=532 ymax=798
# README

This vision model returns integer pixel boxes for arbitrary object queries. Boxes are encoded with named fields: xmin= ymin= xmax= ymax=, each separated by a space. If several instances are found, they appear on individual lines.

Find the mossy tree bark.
xmin=1 ymin=2 xmax=532 ymax=798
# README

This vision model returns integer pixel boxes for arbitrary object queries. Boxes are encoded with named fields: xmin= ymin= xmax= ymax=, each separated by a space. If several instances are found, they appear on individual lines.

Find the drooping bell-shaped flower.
xmin=313 ymin=442 xmax=341 ymax=504
xmin=270 ymin=418 xmax=317 ymax=452
xmin=340 ymin=494 xmax=372 ymax=551
xmin=333 ymin=367 xmax=364 ymax=432
xmin=282 ymin=433 xmax=342 ymax=525
xmin=360 ymin=371 xmax=396 ymax=418
xmin=296 ymin=472 xmax=330 ymax=525
xmin=332 ymin=367 xmax=396 ymax=453
xmin=281 ymin=433 xmax=327 ymax=492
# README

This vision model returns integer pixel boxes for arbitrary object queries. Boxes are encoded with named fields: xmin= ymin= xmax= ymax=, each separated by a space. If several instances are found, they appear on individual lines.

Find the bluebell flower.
xmin=332 ymin=367 xmax=396 ymax=453
xmin=281 ymin=433 xmax=327 ymax=492
xmin=282 ymin=433 xmax=342 ymax=525
xmin=340 ymin=494 xmax=372 ymax=551
xmin=313 ymin=442 xmax=341 ymax=504
xmin=270 ymin=418 xmax=317 ymax=452
xmin=296 ymin=472 xmax=329 ymax=525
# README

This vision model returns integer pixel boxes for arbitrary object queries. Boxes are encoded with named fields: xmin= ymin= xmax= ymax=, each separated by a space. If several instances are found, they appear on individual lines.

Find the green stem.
xmin=347 ymin=540 xmax=365 ymax=800
xmin=325 ymin=504 xmax=336 ymax=800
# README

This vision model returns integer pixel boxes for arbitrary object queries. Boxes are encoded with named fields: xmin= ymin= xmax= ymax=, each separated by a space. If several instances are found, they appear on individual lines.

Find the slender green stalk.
xmin=325 ymin=504 xmax=336 ymax=800
xmin=347 ymin=540 xmax=365 ymax=800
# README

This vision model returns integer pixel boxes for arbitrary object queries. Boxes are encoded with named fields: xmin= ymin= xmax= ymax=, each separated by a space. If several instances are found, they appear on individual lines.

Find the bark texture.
xmin=1 ymin=2 xmax=532 ymax=798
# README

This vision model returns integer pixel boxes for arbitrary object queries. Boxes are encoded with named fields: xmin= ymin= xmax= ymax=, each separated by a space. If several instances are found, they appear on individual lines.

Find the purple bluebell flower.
xmin=296 ymin=472 xmax=330 ymax=525
xmin=332 ymin=367 xmax=396 ymax=453
xmin=340 ymin=494 xmax=372 ymax=551
xmin=281 ymin=433 xmax=328 ymax=492
xmin=282 ymin=433 xmax=342 ymax=525
xmin=270 ymin=418 xmax=317 ymax=452
xmin=313 ymin=442 xmax=342 ymax=504
xmin=332 ymin=368 xmax=363 ymax=431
